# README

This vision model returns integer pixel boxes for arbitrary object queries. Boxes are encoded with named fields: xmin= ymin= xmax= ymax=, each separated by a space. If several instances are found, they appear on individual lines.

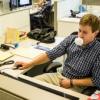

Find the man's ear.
xmin=95 ymin=30 xmax=99 ymax=36
xmin=95 ymin=30 xmax=100 ymax=38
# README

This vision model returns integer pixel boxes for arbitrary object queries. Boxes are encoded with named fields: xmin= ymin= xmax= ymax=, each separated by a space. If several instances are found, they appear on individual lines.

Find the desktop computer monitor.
xmin=9 ymin=0 xmax=32 ymax=10
xmin=18 ymin=0 xmax=32 ymax=7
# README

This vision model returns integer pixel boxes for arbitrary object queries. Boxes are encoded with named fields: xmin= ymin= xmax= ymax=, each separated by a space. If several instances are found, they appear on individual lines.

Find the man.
xmin=16 ymin=14 xmax=100 ymax=93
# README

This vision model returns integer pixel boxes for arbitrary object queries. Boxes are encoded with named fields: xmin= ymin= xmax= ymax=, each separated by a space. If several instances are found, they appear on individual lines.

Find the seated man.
xmin=16 ymin=14 xmax=100 ymax=93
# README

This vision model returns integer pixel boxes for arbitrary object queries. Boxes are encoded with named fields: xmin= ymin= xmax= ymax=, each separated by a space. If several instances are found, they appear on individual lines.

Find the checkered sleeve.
xmin=46 ymin=35 xmax=76 ymax=61
xmin=91 ymin=54 xmax=100 ymax=89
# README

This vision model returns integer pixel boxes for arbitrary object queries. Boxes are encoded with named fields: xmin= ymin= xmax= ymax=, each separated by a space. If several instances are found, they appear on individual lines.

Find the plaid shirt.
xmin=46 ymin=35 xmax=100 ymax=88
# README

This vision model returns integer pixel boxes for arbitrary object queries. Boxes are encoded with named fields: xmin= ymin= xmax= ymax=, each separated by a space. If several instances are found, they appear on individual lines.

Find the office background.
xmin=0 ymin=0 xmax=100 ymax=100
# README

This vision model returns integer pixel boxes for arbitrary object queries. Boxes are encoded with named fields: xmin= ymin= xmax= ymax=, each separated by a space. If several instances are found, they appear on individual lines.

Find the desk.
xmin=0 ymin=74 xmax=88 ymax=100
xmin=18 ymin=37 xmax=65 ymax=65
xmin=0 ymin=38 xmax=89 ymax=100
xmin=0 ymin=37 xmax=64 ymax=77
xmin=18 ymin=37 xmax=64 ymax=49
xmin=0 ymin=55 xmax=32 ymax=78
xmin=0 ymin=74 xmax=67 ymax=100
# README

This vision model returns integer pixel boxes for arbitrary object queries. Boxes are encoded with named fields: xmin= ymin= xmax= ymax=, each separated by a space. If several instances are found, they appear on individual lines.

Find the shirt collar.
xmin=81 ymin=38 xmax=97 ymax=49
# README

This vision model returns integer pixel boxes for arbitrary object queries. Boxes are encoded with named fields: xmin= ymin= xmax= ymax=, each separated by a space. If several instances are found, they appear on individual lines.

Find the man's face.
xmin=78 ymin=25 xmax=97 ymax=45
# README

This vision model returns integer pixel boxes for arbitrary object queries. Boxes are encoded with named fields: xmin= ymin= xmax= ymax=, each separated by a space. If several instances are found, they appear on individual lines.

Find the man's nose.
xmin=79 ymin=32 xmax=83 ymax=38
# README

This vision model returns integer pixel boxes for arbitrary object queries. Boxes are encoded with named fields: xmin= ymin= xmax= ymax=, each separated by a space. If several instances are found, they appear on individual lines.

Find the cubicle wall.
xmin=0 ymin=88 xmax=27 ymax=100
xmin=0 ymin=9 xmax=30 ymax=44
xmin=0 ymin=0 xmax=10 ymax=11
xmin=57 ymin=0 xmax=82 ymax=19
xmin=82 ymin=0 xmax=100 ymax=5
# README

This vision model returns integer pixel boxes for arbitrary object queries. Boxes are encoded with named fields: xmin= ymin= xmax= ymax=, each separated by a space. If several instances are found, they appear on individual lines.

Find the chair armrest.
xmin=44 ymin=62 xmax=62 ymax=73
xmin=81 ymin=86 xmax=97 ymax=96
xmin=34 ymin=14 xmax=43 ymax=18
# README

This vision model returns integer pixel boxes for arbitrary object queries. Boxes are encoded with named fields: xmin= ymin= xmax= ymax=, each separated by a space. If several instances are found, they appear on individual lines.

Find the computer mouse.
xmin=13 ymin=64 xmax=22 ymax=70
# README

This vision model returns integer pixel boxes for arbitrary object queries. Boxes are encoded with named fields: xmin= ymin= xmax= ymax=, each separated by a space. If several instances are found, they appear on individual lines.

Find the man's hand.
xmin=60 ymin=78 xmax=93 ymax=88
xmin=15 ymin=61 xmax=32 ymax=70
xmin=59 ymin=78 xmax=71 ymax=89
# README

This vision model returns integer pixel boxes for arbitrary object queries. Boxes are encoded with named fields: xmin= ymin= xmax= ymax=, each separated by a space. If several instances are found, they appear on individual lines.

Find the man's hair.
xmin=79 ymin=14 xmax=100 ymax=33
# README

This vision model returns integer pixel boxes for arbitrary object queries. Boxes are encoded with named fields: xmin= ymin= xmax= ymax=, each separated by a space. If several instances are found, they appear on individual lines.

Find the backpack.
xmin=27 ymin=28 xmax=56 ymax=43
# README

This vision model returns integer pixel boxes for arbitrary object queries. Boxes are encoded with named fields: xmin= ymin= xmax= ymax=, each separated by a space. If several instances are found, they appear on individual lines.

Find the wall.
xmin=0 ymin=9 xmax=30 ymax=44
xmin=81 ymin=0 xmax=100 ymax=17
xmin=0 ymin=0 xmax=10 ymax=11
xmin=82 ymin=0 xmax=100 ymax=5
xmin=57 ymin=0 xmax=82 ymax=19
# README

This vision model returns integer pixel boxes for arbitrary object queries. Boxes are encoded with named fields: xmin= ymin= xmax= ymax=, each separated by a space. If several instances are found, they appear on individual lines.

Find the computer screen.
xmin=10 ymin=0 xmax=32 ymax=10
xmin=20 ymin=0 xmax=29 ymax=5
xmin=18 ymin=0 xmax=32 ymax=7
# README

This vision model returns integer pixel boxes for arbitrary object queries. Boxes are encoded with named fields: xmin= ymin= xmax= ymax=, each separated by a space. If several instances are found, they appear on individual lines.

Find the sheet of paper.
xmin=12 ymin=47 xmax=45 ymax=59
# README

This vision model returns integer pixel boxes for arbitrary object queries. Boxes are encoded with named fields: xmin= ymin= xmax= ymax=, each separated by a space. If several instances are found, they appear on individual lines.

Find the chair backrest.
xmin=39 ymin=4 xmax=53 ymax=20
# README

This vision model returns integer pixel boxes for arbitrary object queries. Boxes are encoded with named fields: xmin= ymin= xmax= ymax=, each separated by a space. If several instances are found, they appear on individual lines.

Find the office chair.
xmin=24 ymin=61 xmax=62 ymax=77
xmin=30 ymin=4 xmax=53 ymax=30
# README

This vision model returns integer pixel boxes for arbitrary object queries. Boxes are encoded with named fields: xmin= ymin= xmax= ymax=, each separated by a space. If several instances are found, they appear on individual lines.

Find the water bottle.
xmin=79 ymin=5 xmax=87 ymax=13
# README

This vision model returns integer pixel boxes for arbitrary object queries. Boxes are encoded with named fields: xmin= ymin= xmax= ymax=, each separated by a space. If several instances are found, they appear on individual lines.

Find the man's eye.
xmin=83 ymin=31 xmax=88 ymax=34
xmin=79 ymin=29 xmax=81 ymax=32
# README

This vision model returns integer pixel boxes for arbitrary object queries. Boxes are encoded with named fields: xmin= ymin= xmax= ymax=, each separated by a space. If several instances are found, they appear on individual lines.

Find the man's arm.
xmin=60 ymin=78 xmax=93 ymax=89
xmin=16 ymin=52 xmax=50 ymax=70
xmin=72 ymin=78 xmax=93 ymax=86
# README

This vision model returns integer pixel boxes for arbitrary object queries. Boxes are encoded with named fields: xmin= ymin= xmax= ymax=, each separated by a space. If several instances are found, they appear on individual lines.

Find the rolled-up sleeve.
xmin=92 ymin=54 xmax=100 ymax=88
xmin=46 ymin=35 xmax=75 ymax=61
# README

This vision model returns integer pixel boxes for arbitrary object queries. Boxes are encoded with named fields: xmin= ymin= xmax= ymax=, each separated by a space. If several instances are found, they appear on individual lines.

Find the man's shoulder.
xmin=95 ymin=40 xmax=100 ymax=50
xmin=65 ymin=34 xmax=77 ymax=40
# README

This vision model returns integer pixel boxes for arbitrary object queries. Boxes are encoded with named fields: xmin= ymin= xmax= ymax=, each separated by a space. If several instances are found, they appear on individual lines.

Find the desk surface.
xmin=19 ymin=37 xmax=64 ymax=49
xmin=0 ymin=74 xmax=88 ymax=100
xmin=0 ymin=38 xmax=89 ymax=100
xmin=0 ymin=37 xmax=64 ymax=78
